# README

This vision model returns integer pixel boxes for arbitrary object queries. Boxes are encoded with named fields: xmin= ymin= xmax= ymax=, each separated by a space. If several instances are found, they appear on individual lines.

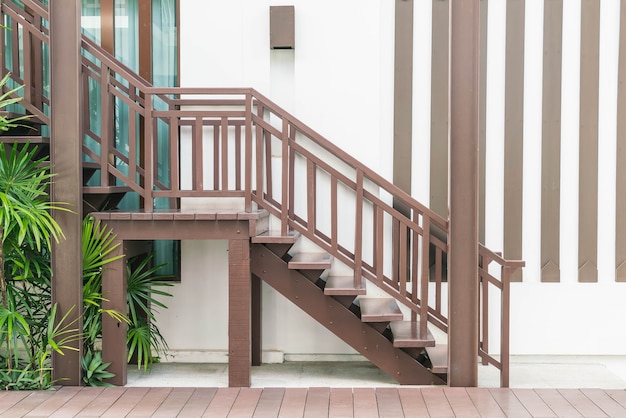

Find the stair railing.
xmin=1 ymin=0 xmax=525 ymax=386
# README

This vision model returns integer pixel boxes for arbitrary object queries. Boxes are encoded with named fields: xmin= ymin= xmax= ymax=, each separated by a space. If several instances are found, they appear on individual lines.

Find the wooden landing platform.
xmin=1 ymin=386 xmax=624 ymax=417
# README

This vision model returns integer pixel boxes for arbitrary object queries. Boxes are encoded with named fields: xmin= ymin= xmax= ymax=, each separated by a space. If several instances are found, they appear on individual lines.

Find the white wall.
xmin=162 ymin=0 xmax=626 ymax=360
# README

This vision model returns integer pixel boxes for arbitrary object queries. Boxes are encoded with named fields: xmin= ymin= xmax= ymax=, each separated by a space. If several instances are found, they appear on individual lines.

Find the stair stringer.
xmin=250 ymin=243 xmax=445 ymax=385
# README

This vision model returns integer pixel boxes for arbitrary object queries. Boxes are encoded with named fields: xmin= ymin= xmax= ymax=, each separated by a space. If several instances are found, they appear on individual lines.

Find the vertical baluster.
xmin=501 ymin=265 xmax=511 ymax=388
xmin=99 ymin=65 xmax=111 ymax=187
xmin=288 ymin=124 xmax=296 ymax=220
xmin=169 ymin=113 xmax=179 ymax=208
xmin=221 ymin=117 xmax=228 ymax=190
xmin=306 ymin=159 xmax=316 ymax=235
xmin=411 ymin=213 xmax=419 ymax=322
xmin=399 ymin=222 xmax=407 ymax=298
xmin=255 ymin=103 xmax=264 ymax=202
xmin=143 ymin=93 xmax=154 ymax=210
xmin=235 ymin=124 xmax=241 ymax=191
xmin=375 ymin=206 xmax=384 ymax=283
xmin=31 ymin=14 xmax=43 ymax=113
xmin=481 ymin=258 xmax=489 ymax=365
xmin=354 ymin=170 xmax=364 ymax=288
xmin=331 ymin=177 xmax=338 ymax=252
xmin=193 ymin=116 xmax=203 ymax=192
xmin=244 ymin=93 xmax=253 ymax=211
xmin=128 ymin=91 xmax=137 ymax=184
xmin=22 ymin=23 xmax=31 ymax=105
xmin=420 ymin=217 xmax=430 ymax=338
xmin=11 ymin=18 xmax=19 ymax=78
xmin=435 ymin=246 xmax=443 ymax=313
xmin=281 ymin=119 xmax=289 ymax=234
xmin=213 ymin=120 xmax=219 ymax=190
xmin=264 ymin=129 xmax=272 ymax=201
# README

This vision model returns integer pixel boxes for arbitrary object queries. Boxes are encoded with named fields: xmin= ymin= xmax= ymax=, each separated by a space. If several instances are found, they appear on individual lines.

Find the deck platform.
xmin=0 ymin=386 xmax=624 ymax=417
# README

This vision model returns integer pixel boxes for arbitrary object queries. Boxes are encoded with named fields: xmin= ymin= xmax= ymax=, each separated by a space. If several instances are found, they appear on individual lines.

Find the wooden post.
xmin=229 ymin=239 xmax=251 ymax=387
xmin=49 ymin=0 xmax=83 ymax=386
xmin=448 ymin=0 xmax=480 ymax=387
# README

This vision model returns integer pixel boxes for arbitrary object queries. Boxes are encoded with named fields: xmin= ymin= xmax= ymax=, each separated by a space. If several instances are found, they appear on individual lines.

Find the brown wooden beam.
xmin=50 ymin=0 xmax=83 ymax=386
xmin=229 ymin=239 xmax=251 ymax=387
xmin=616 ymin=0 xmax=626 ymax=282
xmin=448 ymin=0 xmax=480 ymax=387
xmin=479 ymin=0 xmax=488 ymax=245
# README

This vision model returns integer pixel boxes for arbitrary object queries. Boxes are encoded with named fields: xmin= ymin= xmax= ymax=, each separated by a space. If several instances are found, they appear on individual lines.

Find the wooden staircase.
xmin=0 ymin=0 xmax=524 ymax=387
xmin=250 ymin=229 xmax=446 ymax=385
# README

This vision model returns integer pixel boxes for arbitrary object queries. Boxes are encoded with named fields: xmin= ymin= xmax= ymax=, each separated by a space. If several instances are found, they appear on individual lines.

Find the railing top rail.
xmin=479 ymin=244 xmax=525 ymax=268
xmin=16 ymin=0 xmax=48 ymax=19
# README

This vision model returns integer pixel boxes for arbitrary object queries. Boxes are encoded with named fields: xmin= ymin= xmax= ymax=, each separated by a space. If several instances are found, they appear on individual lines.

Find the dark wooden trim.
xmin=578 ymin=0 xmax=600 ymax=282
xmin=616 ymin=0 xmax=626 ymax=282
xmin=503 ymin=0 xmax=525 ymax=282
xmin=393 ymin=0 xmax=413 ymax=198
xmin=448 ymin=0 xmax=480 ymax=387
xmin=50 ymin=0 xmax=83 ymax=386
xmin=251 ymin=274 xmax=262 ymax=366
xmin=541 ymin=0 xmax=563 ymax=282
xmin=479 ymin=0 xmax=488 ymax=245
xmin=430 ymin=0 xmax=449 ymax=219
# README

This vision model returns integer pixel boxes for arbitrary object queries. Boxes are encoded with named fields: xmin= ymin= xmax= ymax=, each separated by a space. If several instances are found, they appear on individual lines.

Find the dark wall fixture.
xmin=270 ymin=6 xmax=295 ymax=49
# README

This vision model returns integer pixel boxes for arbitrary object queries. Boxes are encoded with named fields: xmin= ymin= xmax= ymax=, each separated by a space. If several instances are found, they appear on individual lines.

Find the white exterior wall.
xmin=155 ymin=0 xmax=626 ymax=361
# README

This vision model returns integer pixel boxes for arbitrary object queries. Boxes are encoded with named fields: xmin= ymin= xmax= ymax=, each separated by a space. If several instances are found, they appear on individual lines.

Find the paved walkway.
xmin=1 ymin=386 xmax=626 ymax=417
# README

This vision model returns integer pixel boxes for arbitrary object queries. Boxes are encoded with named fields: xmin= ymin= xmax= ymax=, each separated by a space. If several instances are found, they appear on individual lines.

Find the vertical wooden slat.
xmin=616 ymin=0 xmax=626 ymax=281
xmin=399 ymin=223 xmax=407 ymax=297
xmin=213 ymin=122 xmax=220 ymax=190
xmin=503 ymin=0 xmax=525 ymax=282
xmin=479 ymin=0 xmax=488 ymax=244
xmin=128 ymin=100 xmax=137 ymax=183
xmin=376 ymin=207 xmax=384 ymax=282
xmin=331 ymin=177 xmax=338 ymax=252
xmin=541 ymin=0 xmax=563 ymax=282
xmin=101 ymin=0 xmax=114 ymax=55
xmin=480 ymin=264 xmax=489 ymax=365
xmin=501 ymin=266 xmax=511 ymax=387
xmin=281 ymin=119 xmax=289 ymax=234
xmin=578 ymin=0 xmax=600 ymax=282
xmin=10 ymin=18 xmax=19 ymax=77
xmin=221 ymin=118 xmax=229 ymax=190
xmin=430 ymin=0 xmax=449 ymax=218
xmin=143 ymin=94 xmax=154 ymax=210
xmin=354 ymin=170 xmax=364 ymax=288
xmin=244 ymin=94 xmax=253 ymax=211
xmin=22 ymin=18 xmax=32 ymax=104
xmin=393 ymin=0 xmax=413 ymax=199
xmin=169 ymin=116 xmax=180 ymax=204
xmin=100 ymin=65 xmax=111 ymax=186
xmin=435 ymin=247 xmax=442 ymax=313
xmin=288 ymin=123 xmax=296 ymax=221
xmin=255 ymin=104 xmax=264 ymax=202
xmin=264 ymin=130 xmax=272 ymax=201
xmin=235 ymin=125 xmax=242 ymax=190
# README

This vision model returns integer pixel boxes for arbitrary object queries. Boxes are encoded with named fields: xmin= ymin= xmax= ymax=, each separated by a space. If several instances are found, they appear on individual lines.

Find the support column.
xmin=448 ymin=0 xmax=480 ymax=387
xmin=50 ymin=0 xmax=83 ymax=386
xmin=101 ymin=239 xmax=128 ymax=386
xmin=229 ymin=239 xmax=251 ymax=387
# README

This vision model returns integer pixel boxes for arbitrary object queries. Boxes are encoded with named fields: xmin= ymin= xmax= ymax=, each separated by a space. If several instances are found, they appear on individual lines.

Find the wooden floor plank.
xmin=535 ymin=389 xmax=583 ymax=417
xmin=0 ymin=391 xmax=55 ymax=417
xmin=75 ymin=387 xmax=127 ymax=417
xmin=48 ymin=387 xmax=105 ymax=418
xmin=24 ymin=386 xmax=82 ymax=417
xmin=353 ymin=388 xmax=379 ymax=418
xmin=253 ymin=387 xmax=285 ymax=418
xmin=177 ymin=387 xmax=218 ymax=417
xmin=557 ymin=389 xmax=608 ymax=418
xmin=398 ymin=388 xmax=430 ymax=417
xmin=375 ymin=388 xmax=404 ymax=418
xmin=511 ymin=389 xmax=557 ymax=417
xmin=128 ymin=387 xmax=173 ymax=417
xmin=101 ymin=387 xmax=150 ymax=417
xmin=489 ymin=388 xmax=532 ymax=417
xmin=228 ymin=387 xmax=263 ymax=418
xmin=329 ymin=388 xmax=353 ymax=418
xmin=278 ymin=387 xmax=307 ymax=418
xmin=443 ymin=387 xmax=480 ymax=417
xmin=605 ymin=389 xmax=626 ymax=409
xmin=465 ymin=387 xmax=505 ymax=417
xmin=303 ymin=387 xmax=330 ymax=418
xmin=421 ymin=388 xmax=454 ymax=417
xmin=581 ymin=388 xmax=626 ymax=417
xmin=152 ymin=387 xmax=195 ymax=417
xmin=202 ymin=387 xmax=240 ymax=418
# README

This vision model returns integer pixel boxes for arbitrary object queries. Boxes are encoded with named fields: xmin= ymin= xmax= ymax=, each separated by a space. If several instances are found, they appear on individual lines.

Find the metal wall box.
xmin=270 ymin=6 xmax=295 ymax=49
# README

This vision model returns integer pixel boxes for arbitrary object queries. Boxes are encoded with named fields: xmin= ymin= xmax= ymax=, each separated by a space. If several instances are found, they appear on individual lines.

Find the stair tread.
xmin=0 ymin=135 xmax=48 ymax=143
xmin=359 ymin=298 xmax=403 ymax=322
xmin=252 ymin=229 xmax=300 ymax=244
xmin=83 ymin=186 xmax=132 ymax=194
xmin=82 ymin=161 xmax=100 ymax=169
xmin=324 ymin=275 xmax=366 ymax=296
xmin=390 ymin=321 xmax=435 ymax=348
xmin=426 ymin=344 xmax=448 ymax=374
xmin=288 ymin=252 xmax=333 ymax=270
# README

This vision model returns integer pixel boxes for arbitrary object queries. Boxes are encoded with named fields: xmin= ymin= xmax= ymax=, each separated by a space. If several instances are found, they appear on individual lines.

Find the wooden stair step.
xmin=82 ymin=186 xmax=132 ymax=194
xmin=287 ymin=252 xmax=332 ymax=270
xmin=359 ymin=298 xmax=403 ymax=322
xmin=252 ymin=229 xmax=300 ymax=244
xmin=426 ymin=344 xmax=448 ymax=374
xmin=0 ymin=135 xmax=48 ymax=144
xmin=389 ymin=321 xmax=435 ymax=348
xmin=324 ymin=275 xmax=366 ymax=296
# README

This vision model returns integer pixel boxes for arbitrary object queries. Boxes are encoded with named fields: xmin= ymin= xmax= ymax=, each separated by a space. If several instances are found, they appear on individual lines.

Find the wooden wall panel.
xmin=578 ymin=0 xmax=600 ymax=282
xmin=479 ymin=0 xmax=488 ymax=245
xmin=430 ymin=0 xmax=449 ymax=219
xmin=616 ymin=0 xmax=626 ymax=282
xmin=503 ymin=0 xmax=525 ymax=281
xmin=540 ymin=0 xmax=563 ymax=282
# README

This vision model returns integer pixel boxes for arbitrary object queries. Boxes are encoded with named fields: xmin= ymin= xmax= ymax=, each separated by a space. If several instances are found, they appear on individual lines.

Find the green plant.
xmin=126 ymin=252 xmax=172 ymax=370
xmin=81 ymin=350 xmax=114 ymax=386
